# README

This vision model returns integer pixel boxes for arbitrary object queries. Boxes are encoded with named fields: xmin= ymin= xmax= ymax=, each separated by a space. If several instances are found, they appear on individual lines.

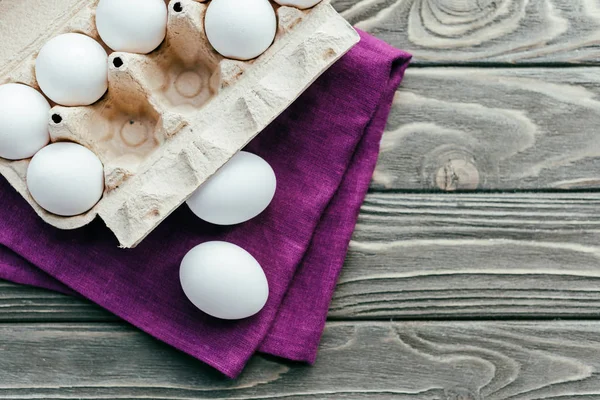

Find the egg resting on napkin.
xmin=0 ymin=30 xmax=410 ymax=378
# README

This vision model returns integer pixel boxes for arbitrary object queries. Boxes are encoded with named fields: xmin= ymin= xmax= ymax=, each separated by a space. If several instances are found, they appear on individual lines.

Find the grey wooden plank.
xmin=3 ymin=193 xmax=600 ymax=321
xmin=0 ymin=281 xmax=115 ymax=322
xmin=0 ymin=321 xmax=599 ymax=399
xmin=372 ymin=68 xmax=600 ymax=191
xmin=331 ymin=0 xmax=600 ymax=65
xmin=332 ymin=192 xmax=600 ymax=319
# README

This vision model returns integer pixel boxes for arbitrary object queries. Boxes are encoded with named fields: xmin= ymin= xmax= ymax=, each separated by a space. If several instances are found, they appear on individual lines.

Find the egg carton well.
xmin=0 ymin=0 xmax=359 ymax=247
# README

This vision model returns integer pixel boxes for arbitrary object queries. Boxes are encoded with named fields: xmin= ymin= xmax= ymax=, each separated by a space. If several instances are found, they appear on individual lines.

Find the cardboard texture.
xmin=0 ymin=0 xmax=359 ymax=247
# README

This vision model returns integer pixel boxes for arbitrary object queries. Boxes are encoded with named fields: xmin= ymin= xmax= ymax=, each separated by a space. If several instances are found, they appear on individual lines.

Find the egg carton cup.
xmin=0 ymin=0 xmax=359 ymax=247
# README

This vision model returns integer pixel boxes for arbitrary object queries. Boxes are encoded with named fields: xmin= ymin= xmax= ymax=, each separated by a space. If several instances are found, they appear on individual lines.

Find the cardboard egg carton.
xmin=0 ymin=0 xmax=359 ymax=247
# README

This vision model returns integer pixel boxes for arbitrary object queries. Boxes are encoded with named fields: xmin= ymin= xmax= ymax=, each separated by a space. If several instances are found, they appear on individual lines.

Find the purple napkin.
xmin=0 ymin=30 xmax=410 ymax=377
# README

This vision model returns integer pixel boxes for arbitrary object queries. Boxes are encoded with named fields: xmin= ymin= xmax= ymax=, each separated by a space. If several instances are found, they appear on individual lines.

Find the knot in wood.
xmin=435 ymin=159 xmax=480 ymax=191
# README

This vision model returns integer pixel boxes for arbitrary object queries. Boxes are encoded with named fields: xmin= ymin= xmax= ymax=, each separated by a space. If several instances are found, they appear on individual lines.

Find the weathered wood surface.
xmin=3 ymin=1 xmax=600 ymax=398
xmin=3 ymin=193 xmax=600 ymax=322
xmin=0 ymin=281 xmax=114 ymax=322
xmin=331 ymin=0 xmax=600 ymax=65
xmin=0 ymin=321 xmax=599 ymax=399
xmin=336 ymin=192 xmax=600 ymax=319
xmin=371 ymin=68 xmax=600 ymax=190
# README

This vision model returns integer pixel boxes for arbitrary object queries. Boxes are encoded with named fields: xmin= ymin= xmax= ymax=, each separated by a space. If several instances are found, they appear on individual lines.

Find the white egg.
xmin=0 ymin=84 xmax=50 ymax=160
xmin=35 ymin=33 xmax=108 ymax=106
xmin=27 ymin=142 xmax=104 ymax=216
xmin=180 ymin=241 xmax=269 ymax=320
xmin=187 ymin=151 xmax=276 ymax=225
xmin=96 ymin=0 xmax=168 ymax=54
xmin=273 ymin=0 xmax=322 ymax=9
xmin=205 ymin=0 xmax=277 ymax=60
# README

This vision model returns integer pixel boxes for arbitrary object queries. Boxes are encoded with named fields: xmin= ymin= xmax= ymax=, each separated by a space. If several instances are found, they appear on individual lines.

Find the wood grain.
xmin=3 ymin=193 xmax=600 ymax=321
xmin=372 ymin=67 xmax=600 ymax=190
xmin=4 ymin=2 xmax=600 ymax=397
xmin=331 ymin=0 xmax=600 ymax=65
xmin=0 ymin=321 xmax=599 ymax=399
xmin=332 ymin=192 xmax=600 ymax=319
xmin=0 ymin=281 xmax=115 ymax=322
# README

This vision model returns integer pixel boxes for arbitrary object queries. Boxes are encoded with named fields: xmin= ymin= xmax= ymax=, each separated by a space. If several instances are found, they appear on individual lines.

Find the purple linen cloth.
xmin=0 ymin=30 xmax=410 ymax=377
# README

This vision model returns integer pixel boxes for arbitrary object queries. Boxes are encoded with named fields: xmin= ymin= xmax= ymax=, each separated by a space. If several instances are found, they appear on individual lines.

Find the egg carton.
xmin=0 ymin=0 xmax=359 ymax=247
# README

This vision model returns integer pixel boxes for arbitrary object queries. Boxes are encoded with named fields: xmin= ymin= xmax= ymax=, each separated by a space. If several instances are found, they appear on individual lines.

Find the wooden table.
xmin=3 ymin=1 xmax=600 ymax=398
